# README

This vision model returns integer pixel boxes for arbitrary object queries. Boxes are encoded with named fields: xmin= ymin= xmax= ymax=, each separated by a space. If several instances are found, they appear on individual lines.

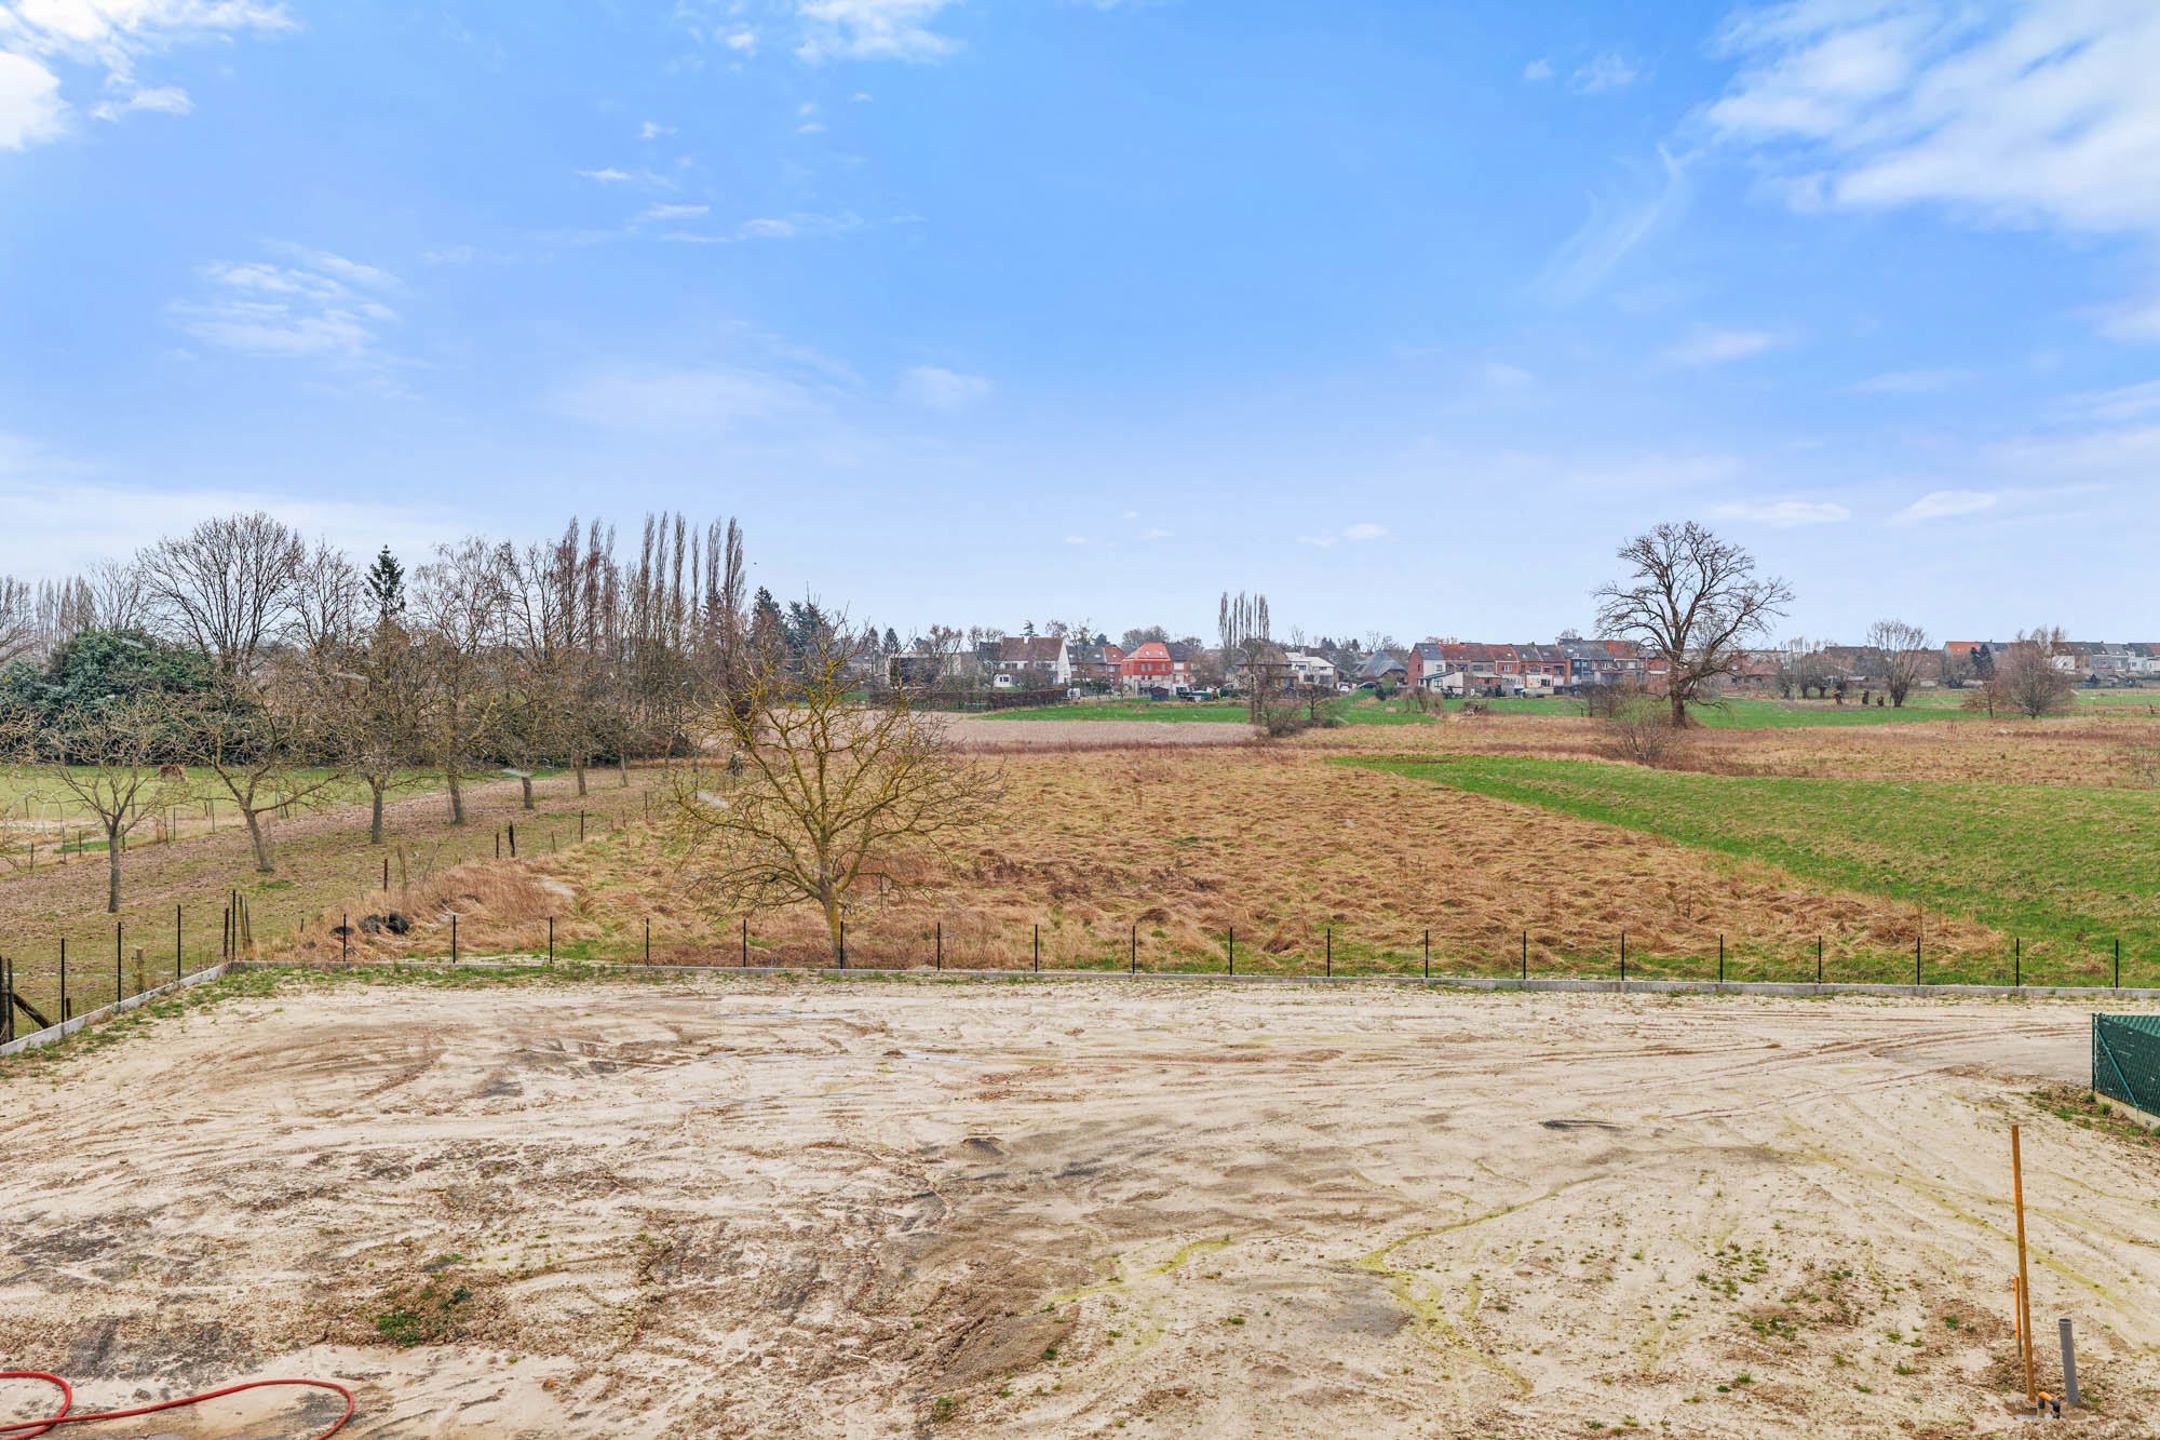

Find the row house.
xmin=1281 ymin=651 xmax=1339 ymax=689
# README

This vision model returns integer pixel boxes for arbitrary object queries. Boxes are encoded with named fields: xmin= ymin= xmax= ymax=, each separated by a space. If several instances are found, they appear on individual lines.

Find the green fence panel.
xmin=2093 ymin=1014 xmax=2160 ymax=1116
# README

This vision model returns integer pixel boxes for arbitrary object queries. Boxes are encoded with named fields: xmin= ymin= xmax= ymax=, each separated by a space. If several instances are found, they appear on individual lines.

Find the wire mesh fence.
xmin=2093 ymin=1014 xmax=2160 ymax=1116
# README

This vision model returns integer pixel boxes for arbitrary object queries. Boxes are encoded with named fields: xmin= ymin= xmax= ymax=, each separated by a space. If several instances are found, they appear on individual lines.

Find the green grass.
xmin=1356 ymin=754 xmax=2160 ymax=981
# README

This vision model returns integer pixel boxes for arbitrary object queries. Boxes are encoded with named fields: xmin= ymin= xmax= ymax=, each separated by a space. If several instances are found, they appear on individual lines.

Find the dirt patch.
xmin=1 ymin=979 xmax=2155 ymax=1436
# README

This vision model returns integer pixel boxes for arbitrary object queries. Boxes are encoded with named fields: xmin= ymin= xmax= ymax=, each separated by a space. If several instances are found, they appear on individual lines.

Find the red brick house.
xmin=1119 ymin=640 xmax=1191 ymax=693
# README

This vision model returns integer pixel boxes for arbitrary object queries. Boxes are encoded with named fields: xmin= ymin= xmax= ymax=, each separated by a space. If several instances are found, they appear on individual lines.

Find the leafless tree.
xmin=137 ymin=511 xmax=307 ymax=676
xmin=29 ymin=697 xmax=182 ymax=912
xmin=413 ymin=537 xmax=512 ymax=825
xmin=1593 ymin=521 xmax=1793 ymax=727
xmin=292 ymin=540 xmax=362 ymax=662
xmin=1866 ymin=619 xmax=1930 ymax=707
xmin=183 ymin=672 xmax=346 ymax=873
xmin=86 ymin=558 xmax=148 ymax=632
xmin=324 ymin=613 xmax=432 ymax=844
xmin=673 ymin=624 xmax=1002 ymax=962
xmin=1600 ymin=681 xmax=1686 ymax=766
xmin=0 ymin=576 xmax=35 ymax=667
xmin=1991 ymin=627 xmax=2077 ymax=719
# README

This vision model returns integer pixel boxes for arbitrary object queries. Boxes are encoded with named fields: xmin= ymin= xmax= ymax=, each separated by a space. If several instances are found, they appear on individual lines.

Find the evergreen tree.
xmin=882 ymin=627 xmax=900 ymax=654
xmin=363 ymin=546 xmax=406 ymax=625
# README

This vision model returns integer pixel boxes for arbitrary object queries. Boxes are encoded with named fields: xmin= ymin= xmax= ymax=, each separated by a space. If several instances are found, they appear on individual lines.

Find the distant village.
xmin=879 ymin=627 xmax=2160 ymax=702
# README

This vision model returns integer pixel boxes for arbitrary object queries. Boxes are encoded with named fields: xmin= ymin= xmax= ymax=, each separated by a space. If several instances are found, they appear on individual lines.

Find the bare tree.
xmin=412 ymin=538 xmax=511 ymax=825
xmin=0 ymin=576 xmax=35 ymax=667
xmin=1866 ymin=619 xmax=1930 ymax=707
xmin=324 ymin=613 xmax=432 ymax=844
xmin=30 ymin=697 xmax=181 ymax=912
xmin=292 ymin=540 xmax=362 ymax=662
xmin=183 ymin=673 xmax=345 ymax=873
xmin=137 ymin=512 xmax=307 ymax=676
xmin=673 ymin=624 xmax=1002 ymax=962
xmin=1593 ymin=522 xmax=1793 ymax=727
xmin=1600 ymin=681 xmax=1686 ymax=766
xmin=1991 ymin=627 xmax=2077 ymax=719
xmin=86 ymin=558 xmax=148 ymax=632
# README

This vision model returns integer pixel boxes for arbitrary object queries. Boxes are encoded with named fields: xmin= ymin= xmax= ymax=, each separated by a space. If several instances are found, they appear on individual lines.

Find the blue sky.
xmin=4 ymin=0 xmax=2159 ymax=645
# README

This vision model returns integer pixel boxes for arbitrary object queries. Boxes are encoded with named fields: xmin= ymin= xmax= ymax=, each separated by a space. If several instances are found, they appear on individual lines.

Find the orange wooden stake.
xmin=2011 ymin=1125 xmax=2037 ymax=1405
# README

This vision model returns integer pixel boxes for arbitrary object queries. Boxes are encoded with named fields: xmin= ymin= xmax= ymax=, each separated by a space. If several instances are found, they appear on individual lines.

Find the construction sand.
xmin=2 ymin=978 xmax=2157 ymax=1438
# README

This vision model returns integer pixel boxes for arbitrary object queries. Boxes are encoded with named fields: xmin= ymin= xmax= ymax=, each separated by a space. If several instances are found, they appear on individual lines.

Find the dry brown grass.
xmin=314 ymin=740 xmax=2000 ymax=976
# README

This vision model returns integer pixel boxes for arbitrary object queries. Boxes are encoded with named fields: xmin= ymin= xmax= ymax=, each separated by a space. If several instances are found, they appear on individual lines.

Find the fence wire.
xmin=2093 ymin=1014 xmax=2160 ymax=1116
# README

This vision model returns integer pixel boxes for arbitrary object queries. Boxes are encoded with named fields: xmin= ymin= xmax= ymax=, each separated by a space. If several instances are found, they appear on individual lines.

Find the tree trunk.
xmin=1668 ymin=689 xmax=1688 ymax=729
xmin=242 ymin=808 xmax=275 ymax=873
xmin=448 ymin=767 xmax=465 ymax=826
xmin=617 ymin=753 xmax=629 ymax=787
xmin=573 ymin=762 xmax=588 ymax=797
xmin=369 ymin=783 xmax=387 ymax=845
xmin=820 ymin=882 xmax=845 ymax=967
xmin=106 ymin=824 xmax=122 ymax=913
xmin=520 ymin=775 xmax=534 ymax=810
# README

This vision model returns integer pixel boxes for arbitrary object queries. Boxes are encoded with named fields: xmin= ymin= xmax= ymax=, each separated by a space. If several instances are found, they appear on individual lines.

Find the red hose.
xmin=0 ymin=1372 xmax=353 ymax=1438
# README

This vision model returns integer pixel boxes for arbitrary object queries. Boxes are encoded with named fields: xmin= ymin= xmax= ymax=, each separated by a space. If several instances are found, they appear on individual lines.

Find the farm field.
xmin=1 ymin=973 xmax=2154 ymax=1438
xmin=1360 ymin=754 xmax=2160 ymax=978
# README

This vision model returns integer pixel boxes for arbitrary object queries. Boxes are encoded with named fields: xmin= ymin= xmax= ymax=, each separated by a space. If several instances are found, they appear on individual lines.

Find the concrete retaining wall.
xmin=0 ymin=962 xmax=233 ymax=1059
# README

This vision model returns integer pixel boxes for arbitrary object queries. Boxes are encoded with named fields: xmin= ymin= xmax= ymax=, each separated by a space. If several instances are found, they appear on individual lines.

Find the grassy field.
xmin=1357 ymin=753 xmax=2159 ymax=982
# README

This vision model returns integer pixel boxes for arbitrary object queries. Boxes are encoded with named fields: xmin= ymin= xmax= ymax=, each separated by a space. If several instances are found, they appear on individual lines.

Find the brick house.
xmin=1119 ymin=640 xmax=1193 ymax=692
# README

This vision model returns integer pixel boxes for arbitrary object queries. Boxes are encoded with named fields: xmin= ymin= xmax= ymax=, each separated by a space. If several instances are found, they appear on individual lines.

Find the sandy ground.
xmin=3 ymin=978 xmax=2158 ymax=1438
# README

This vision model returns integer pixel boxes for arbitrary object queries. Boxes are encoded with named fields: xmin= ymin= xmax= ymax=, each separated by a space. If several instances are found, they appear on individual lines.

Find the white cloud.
xmin=1522 ymin=57 xmax=1553 ymax=82
xmin=90 ymin=80 xmax=186 ymax=120
xmin=899 ymin=364 xmax=990 ymax=411
xmin=0 ymin=49 xmax=62 ymax=147
xmin=638 ymin=119 xmax=673 ymax=140
xmin=1570 ymin=51 xmax=1639 ymax=94
xmin=552 ymin=365 xmax=817 ymax=430
xmin=1137 ymin=527 xmax=1171 ymax=541
xmin=725 ymin=28 xmax=757 ymax=53
xmin=1845 ymin=367 xmax=1966 ymax=394
xmin=639 ymin=202 xmax=710 ymax=222
xmin=1537 ymin=147 xmax=1689 ymax=303
xmin=1482 ymin=360 xmax=1534 ymax=387
xmin=1707 ymin=0 xmax=2160 ymax=335
xmin=2065 ymin=378 xmax=2160 ymax=425
xmin=796 ymin=0 xmax=960 ymax=63
xmin=1711 ymin=497 xmax=1851 ymax=526
xmin=168 ymin=246 xmax=403 ymax=373
xmin=577 ymin=166 xmax=634 ymax=183
xmin=1663 ymin=327 xmax=1782 ymax=365
xmin=1892 ymin=488 xmax=1999 ymax=524
xmin=1063 ymin=534 xmax=1086 ymax=545
xmin=0 ymin=0 xmax=290 ymax=145
xmin=1299 ymin=521 xmax=1390 ymax=548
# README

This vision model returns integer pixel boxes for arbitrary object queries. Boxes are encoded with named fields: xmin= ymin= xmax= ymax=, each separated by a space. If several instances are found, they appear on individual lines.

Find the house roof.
xmin=998 ymin=635 xmax=1066 ymax=664
xmin=1358 ymin=650 xmax=1405 ymax=676
xmin=1122 ymin=641 xmax=1175 ymax=664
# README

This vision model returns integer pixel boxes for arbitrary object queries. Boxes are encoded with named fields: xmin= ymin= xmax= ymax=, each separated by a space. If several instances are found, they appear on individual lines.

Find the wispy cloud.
xmin=899 ymin=365 xmax=991 ymax=411
xmin=1536 ymin=148 xmax=1689 ymax=303
xmin=1711 ymin=498 xmax=1850 ymax=527
xmin=638 ymin=119 xmax=674 ymax=140
xmin=1522 ymin=57 xmax=1553 ymax=82
xmin=0 ymin=0 xmax=291 ymax=148
xmin=796 ymin=0 xmax=961 ymax=63
xmin=1706 ymin=0 xmax=2160 ymax=338
xmin=167 ymin=245 xmax=405 ymax=382
xmin=1891 ymin=488 xmax=1999 ymax=525
xmin=1569 ymin=51 xmax=1639 ymax=95
xmin=1663 ymin=327 xmax=1782 ymax=366
xmin=1299 ymin=521 xmax=1389 ymax=548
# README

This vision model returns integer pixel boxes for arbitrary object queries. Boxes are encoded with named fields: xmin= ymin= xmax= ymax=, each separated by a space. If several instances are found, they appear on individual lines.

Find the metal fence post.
xmin=647 ymin=917 xmax=654 ymax=965
xmin=59 ymin=938 xmax=67 ymax=1023
xmin=1620 ymin=930 xmax=1627 ymax=984
xmin=1423 ymin=928 xmax=1429 ymax=980
xmin=1033 ymin=924 xmax=1040 ymax=973
xmin=1915 ymin=931 xmax=1922 ymax=988
xmin=1130 ymin=923 xmax=1137 ymax=974
xmin=115 ymin=921 xmax=123 ymax=1005
xmin=2015 ymin=937 xmax=2021 ymax=989
xmin=1817 ymin=935 xmax=1823 ymax=987
xmin=1227 ymin=926 xmax=1234 ymax=976
xmin=342 ymin=914 xmax=349 ymax=965
xmin=1718 ymin=933 xmax=1725 ymax=986
xmin=742 ymin=915 xmax=749 ymax=967
xmin=176 ymin=904 xmax=183 ymax=980
xmin=451 ymin=913 xmax=459 ymax=964
xmin=2114 ymin=938 xmax=2120 ymax=989
xmin=2060 ymin=1318 xmax=2079 ymax=1407
xmin=935 ymin=920 xmax=942 ymax=971
xmin=1325 ymin=926 xmax=1332 ymax=978
xmin=548 ymin=915 xmax=555 ymax=964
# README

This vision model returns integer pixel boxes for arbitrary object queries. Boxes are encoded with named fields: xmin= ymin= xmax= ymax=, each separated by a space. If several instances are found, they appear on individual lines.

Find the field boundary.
xmin=0 ymin=961 xmax=233 ymax=1058
xmin=230 ymin=955 xmax=2160 ymax=1003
